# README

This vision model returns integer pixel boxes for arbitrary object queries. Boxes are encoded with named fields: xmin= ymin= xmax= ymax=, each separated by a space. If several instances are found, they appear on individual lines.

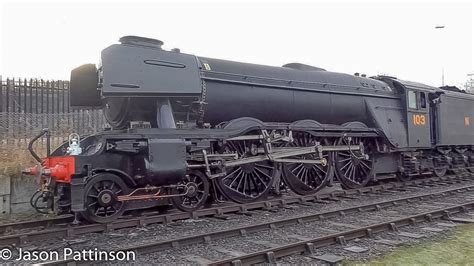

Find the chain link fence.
xmin=0 ymin=111 xmax=106 ymax=149
xmin=1 ymin=77 xmax=106 ymax=174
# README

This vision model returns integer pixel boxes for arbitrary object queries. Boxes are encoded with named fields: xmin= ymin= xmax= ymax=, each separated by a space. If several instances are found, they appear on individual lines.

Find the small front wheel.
xmin=171 ymin=171 xmax=210 ymax=212
xmin=81 ymin=173 xmax=129 ymax=223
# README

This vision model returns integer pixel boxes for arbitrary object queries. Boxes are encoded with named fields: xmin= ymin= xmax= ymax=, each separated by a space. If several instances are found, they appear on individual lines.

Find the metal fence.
xmin=0 ymin=77 xmax=106 ymax=151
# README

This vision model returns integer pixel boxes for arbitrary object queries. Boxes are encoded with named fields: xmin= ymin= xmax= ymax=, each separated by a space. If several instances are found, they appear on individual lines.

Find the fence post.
xmin=46 ymin=80 xmax=50 ymax=114
xmin=0 ymin=77 xmax=106 ymax=151
xmin=23 ymin=78 xmax=27 ymax=113
xmin=23 ymin=78 xmax=28 ymax=143
xmin=40 ymin=79 xmax=44 ymax=114
xmin=28 ymin=78 xmax=33 ymax=114
xmin=60 ymin=80 xmax=65 ymax=113
xmin=13 ymin=77 xmax=17 ymax=139
xmin=17 ymin=78 xmax=22 ymax=141
xmin=17 ymin=78 xmax=22 ymax=113
xmin=0 ymin=75 xmax=3 ymax=112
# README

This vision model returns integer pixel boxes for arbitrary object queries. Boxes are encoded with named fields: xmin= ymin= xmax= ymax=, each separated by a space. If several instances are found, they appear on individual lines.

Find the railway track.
xmin=0 ymin=173 xmax=472 ymax=248
xmin=211 ymin=202 xmax=474 ymax=266
xmin=36 ymin=176 xmax=474 ymax=265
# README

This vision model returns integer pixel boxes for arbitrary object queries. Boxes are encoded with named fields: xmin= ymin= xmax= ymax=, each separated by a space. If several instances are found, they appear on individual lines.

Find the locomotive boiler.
xmin=24 ymin=36 xmax=474 ymax=223
xmin=72 ymin=36 xmax=389 ymax=130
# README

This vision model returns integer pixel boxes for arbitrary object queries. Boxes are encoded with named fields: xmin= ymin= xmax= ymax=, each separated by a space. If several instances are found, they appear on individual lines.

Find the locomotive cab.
xmin=405 ymin=88 xmax=431 ymax=147
xmin=375 ymin=76 xmax=442 ymax=148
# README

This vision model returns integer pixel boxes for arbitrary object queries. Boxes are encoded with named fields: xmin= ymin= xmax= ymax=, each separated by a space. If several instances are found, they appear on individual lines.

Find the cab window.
xmin=419 ymin=92 xmax=426 ymax=109
xmin=408 ymin=90 xmax=417 ymax=109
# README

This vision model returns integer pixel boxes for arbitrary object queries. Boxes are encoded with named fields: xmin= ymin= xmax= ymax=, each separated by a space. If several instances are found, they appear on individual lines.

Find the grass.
xmin=0 ymin=144 xmax=36 ymax=177
xmin=360 ymin=224 xmax=474 ymax=265
xmin=0 ymin=138 xmax=65 ymax=177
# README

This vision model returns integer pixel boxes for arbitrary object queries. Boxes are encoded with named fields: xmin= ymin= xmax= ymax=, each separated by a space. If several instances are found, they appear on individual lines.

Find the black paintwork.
xmin=69 ymin=35 xmax=474 ymax=150
xmin=63 ymin=36 xmax=473 ymax=217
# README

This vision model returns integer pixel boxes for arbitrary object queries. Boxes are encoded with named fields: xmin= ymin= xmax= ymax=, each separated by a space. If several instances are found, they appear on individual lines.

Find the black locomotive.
xmin=24 ymin=36 xmax=474 ymax=223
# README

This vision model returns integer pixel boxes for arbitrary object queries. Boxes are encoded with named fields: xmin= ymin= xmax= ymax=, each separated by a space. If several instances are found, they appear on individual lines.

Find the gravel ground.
xmin=0 ymin=212 xmax=52 ymax=225
xmin=3 ymin=178 xmax=474 ymax=264
xmin=134 ymin=191 xmax=473 ymax=264
xmin=16 ymin=180 xmax=474 ymax=247
xmin=279 ymin=214 xmax=471 ymax=264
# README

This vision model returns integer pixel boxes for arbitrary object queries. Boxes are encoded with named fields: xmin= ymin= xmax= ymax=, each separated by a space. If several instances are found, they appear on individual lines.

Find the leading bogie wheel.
xmin=81 ymin=173 xmax=129 ymax=223
xmin=171 ymin=170 xmax=210 ymax=212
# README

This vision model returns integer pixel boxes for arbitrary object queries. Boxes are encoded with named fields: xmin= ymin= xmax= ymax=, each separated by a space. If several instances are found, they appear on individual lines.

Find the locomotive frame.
xmin=24 ymin=36 xmax=474 ymax=223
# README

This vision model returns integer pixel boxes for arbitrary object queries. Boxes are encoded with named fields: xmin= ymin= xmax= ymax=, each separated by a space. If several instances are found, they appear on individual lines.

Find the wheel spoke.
xmin=313 ymin=164 xmax=327 ymax=174
xmin=217 ymin=130 xmax=275 ymax=203
xmin=82 ymin=175 xmax=129 ymax=223
xmin=291 ymin=163 xmax=304 ymax=174
xmin=172 ymin=171 xmax=210 ymax=212
xmin=282 ymin=131 xmax=333 ymax=195
xmin=236 ymin=173 xmax=246 ymax=193
xmin=250 ymin=173 xmax=259 ymax=190
xmin=338 ymin=157 xmax=352 ymax=162
xmin=106 ymin=206 xmax=112 ymax=217
xmin=301 ymin=168 xmax=308 ymax=184
xmin=343 ymin=162 xmax=353 ymax=177
xmin=255 ymin=163 xmax=274 ymax=170
xmin=359 ymin=163 xmax=369 ymax=175
xmin=360 ymin=160 xmax=372 ymax=170
xmin=237 ymin=141 xmax=245 ymax=155
xmin=335 ymin=137 xmax=374 ymax=189
xmin=349 ymin=165 xmax=356 ymax=181
xmin=228 ymin=169 xmax=244 ymax=187
xmin=242 ymin=174 xmax=248 ymax=195
xmin=254 ymin=166 xmax=273 ymax=181
xmin=340 ymin=160 xmax=352 ymax=171
xmin=223 ymin=167 xmax=241 ymax=180
xmin=252 ymin=169 xmax=267 ymax=187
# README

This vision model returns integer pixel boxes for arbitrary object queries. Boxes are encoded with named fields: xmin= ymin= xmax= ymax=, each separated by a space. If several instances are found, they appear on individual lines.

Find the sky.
xmin=0 ymin=0 xmax=473 ymax=88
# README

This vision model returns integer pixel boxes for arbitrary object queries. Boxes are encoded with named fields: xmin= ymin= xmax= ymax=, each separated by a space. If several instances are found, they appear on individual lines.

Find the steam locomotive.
xmin=24 ymin=36 xmax=474 ymax=223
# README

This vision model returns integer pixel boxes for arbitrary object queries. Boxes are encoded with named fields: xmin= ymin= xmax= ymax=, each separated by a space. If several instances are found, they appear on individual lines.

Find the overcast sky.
xmin=1 ymin=0 xmax=473 ymax=88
